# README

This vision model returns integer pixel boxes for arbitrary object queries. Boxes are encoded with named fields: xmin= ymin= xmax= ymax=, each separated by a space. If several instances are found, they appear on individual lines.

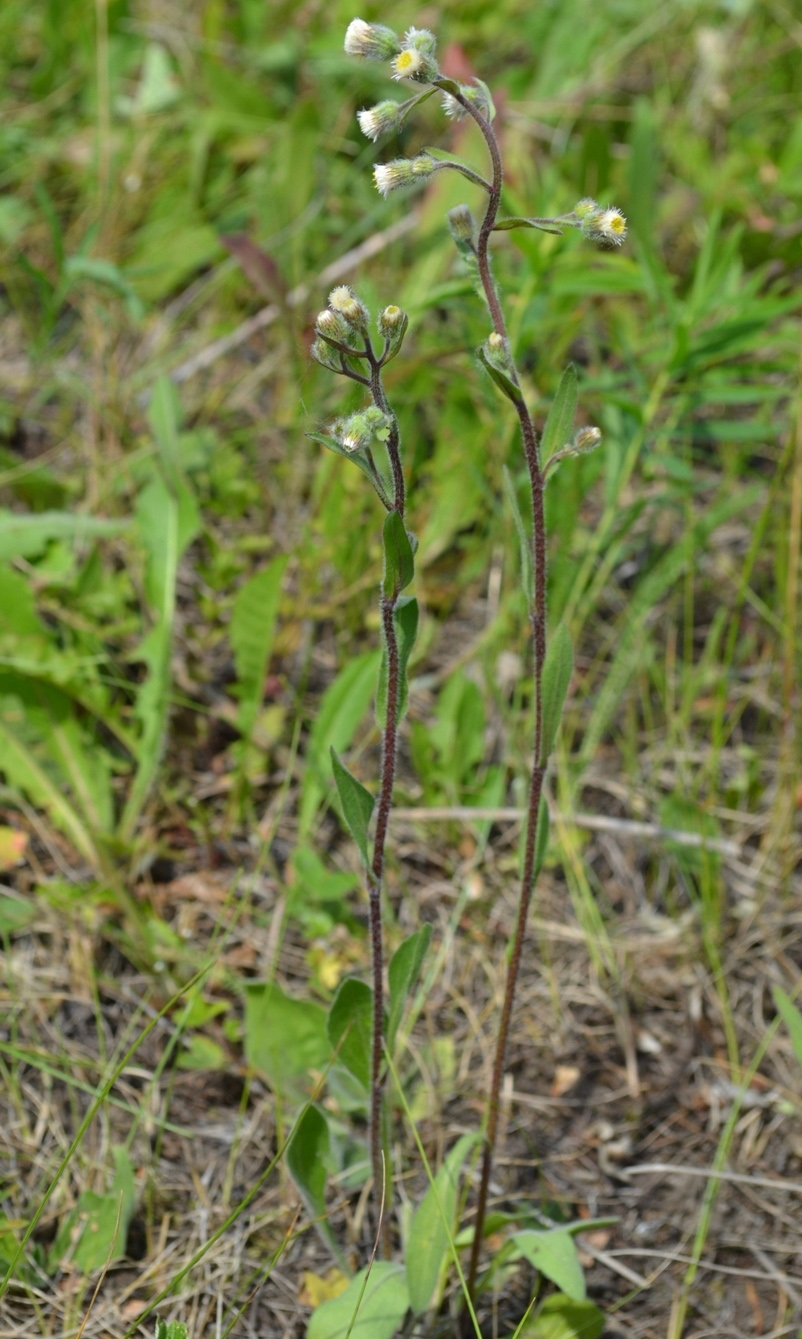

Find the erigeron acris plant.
xmin=292 ymin=17 xmax=626 ymax=1336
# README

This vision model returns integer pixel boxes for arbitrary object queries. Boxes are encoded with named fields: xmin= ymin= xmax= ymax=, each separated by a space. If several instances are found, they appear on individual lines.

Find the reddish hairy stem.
xmin=449 ymin=88 xmax=550 ymax=1303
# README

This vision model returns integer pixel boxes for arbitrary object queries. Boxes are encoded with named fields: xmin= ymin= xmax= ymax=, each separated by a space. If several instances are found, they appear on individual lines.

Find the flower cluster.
xmin=332 ymin=405 xmax=391 ymax=454
xmin=572 ymin=198 xmax=628 ymax=246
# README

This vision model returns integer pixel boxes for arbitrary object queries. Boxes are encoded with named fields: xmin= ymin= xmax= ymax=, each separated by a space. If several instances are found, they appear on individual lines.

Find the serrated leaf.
xmin=307 ymin=1261 xmax=409 ymax=1339
xmin=376 ymin=596 xmax=418 ymax=729
xmin=540 ymin=623 xmax=573 ymax=764
xmin=382 ymin=510 xmax=414 ymax=599
xmin=503 ymin=466 xmax=533 ymax=605
xmin=286 ymin=1104 xmax=347 ymax=1267
xmin=387 ymin=925 xmax=432 ymax=1051
xmin=477 ymin=345 xmax=521 ymax=405
xmin=510 ymin=1228 xmax=586 ymax=1302
xmin=327 ymin=977 xmax=373 ymax=1090
xmin=406 ymin=1132 xmax=479 ymax=1314
xmin=540 ymin=364 xmax=578 ymax=467
xmin=330 ymin=749 xmax=374 ymax=865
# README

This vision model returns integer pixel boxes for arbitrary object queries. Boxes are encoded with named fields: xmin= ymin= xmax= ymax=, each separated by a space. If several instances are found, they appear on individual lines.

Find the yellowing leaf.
xmin=299 ymin=1269 xmax=349 ymax=1309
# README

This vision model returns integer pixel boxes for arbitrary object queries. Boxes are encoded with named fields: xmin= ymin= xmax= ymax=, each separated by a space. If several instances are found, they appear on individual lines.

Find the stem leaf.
xmin=387 ymin=923 xmax=432 ymax=1051
xmin=331 ymin=748 xmax=375 ymax=866
xmin=503 ymin=465 xmax=534 ymax=606
xmin=286 ymin=1104 xmax=348 ymax=1269
xmin=540 ymin=622 xmax=573 ymax=765
xmin=493 ymin=216 xmax=563 ymax=235
xmin=477 ymin=345 xmax=521 ymax=405
xmin=376 ymin=595 xmax=418 ymax=728
xmin=327 ymin=977 xmax=373 ymax=1091
xmin=540 ymin=363 xmax=578 ymax=468
xmin=382 ymin=509 xmax=415 ymax=598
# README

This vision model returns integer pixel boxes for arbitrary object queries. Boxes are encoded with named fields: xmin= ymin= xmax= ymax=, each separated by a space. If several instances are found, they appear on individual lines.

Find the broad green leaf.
xmin=406 ymin=1132 xmax=479 ymax=1314
xmin=532 ymin=794 xmax=550 ymax=885
xmin=510 ymin=1229 xmax=586 ymax=1302
xmin=286 ymin=1105 xmax=347 ymax=1268
xmin=773 ymin=987 xmax=802 ymax=1072
xmin=387 ymin=925 xmax=432 ymax=1051
xmin=0 ymin=511 xmax=127 ymax=564
xmin=382 ymin=510 xmax=414 ymax=599
xmin=540 ymin=623 xmax=573 ymax=764
xmin=477 ymin=345 xmax=521 ymax=404
xmin=327 ymin=978 xmax=373 ymax=1090
xmin=243 ymin=982 xmax=330 ymax=1098
xmin=503 ymin=466 xmax=533 ymax=605
xmin=300 ymin=651 xmax=380 ymax=837
xmin=230 ymin=558 xmax=287 ymax=740
xmin=308 ymin=1261 xmax=409 ymax=1339
xmin=330 ymin=749 xmax=374 ymax=865
xmin=376 ymin=596 xmax=418 ymax=728
xmin=48 ymin=1148 xmax=135 ymax=1274
xmin=540 ymin=364 xmax=578 ymax=468
xmin=519 ymin=1294 xmax=604 ymax=1339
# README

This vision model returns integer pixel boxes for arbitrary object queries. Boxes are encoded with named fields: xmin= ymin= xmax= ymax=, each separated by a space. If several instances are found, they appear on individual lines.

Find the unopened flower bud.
xmin=328 ymin=285 xmax=369 ymax=329
xmin=378 ymin=304 xmax=409 ymax=361
xmin=357 ymin=100 xmax=402 ymax=141
xmin=403 ymin=26 xmax=437 ymax=56
xmin=441 ymin=82 xmax=492 ymax=122
xmin=374 ymin=155 xmax=435 ymax=197
xmin=344 ymin=18 xmax=400 ymax=61
xmin=574 ymin=197 xmax=599 ymax=220
xmin=336 ymin=407 xmax=391 ymax=453
xmin=483 ymin=332 xmax=513 ymax=371
xmin=311 ymin=339 xmax=341 ymax=372
xmin=315 ymin=308 xmax=350 ymax=341
xmin=448 ymin=204 xmax=475 ymax=244
xmin=574 ymin=425 xmax=603 ymax=451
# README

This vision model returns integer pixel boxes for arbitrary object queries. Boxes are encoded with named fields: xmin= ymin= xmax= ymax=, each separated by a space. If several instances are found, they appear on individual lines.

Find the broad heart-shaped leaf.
xmin=540 ymin=623 xmax=573 ymax=765
xmin=387 ymin=925 xmax=432 ymax=1052
xmin=492 ymin=216 xmax=563 ymax=236
xmin=376 ymin=596 xmax=418 ymax=729
xmin=773 ymin=986 xmax=802 ymax=1071
xmin=532 ymin=794 xmax=550 ymax=886
xmin=519 ymin=1294 xmax=604 ymax=1339
xmin=503 ymin=466 xmax=533 ymax=606
xmin=327 ymin=978 xmax=373 ymax=1090
xmin=307 ymin=1261 xmax=409 ymax=1339
xmin=382 ymin=510 xmax=414 ymax=599
xmin=540 ymin=363 xmax=578 ymax=468
xmin=243 ymin=982 xmax=330 ymax=1099
xmin=406 ymin=1132 xmax=479 ymax=1314
xmin=331 ymin=749 xmax=374 ymax=865
xmin=286 ymin=1104 xmax=347 ymax=1268
xmin=510 ymin=1228 xmax=586 ymax=1302
xmin=477 ymin=345 xmax=521 ymax=405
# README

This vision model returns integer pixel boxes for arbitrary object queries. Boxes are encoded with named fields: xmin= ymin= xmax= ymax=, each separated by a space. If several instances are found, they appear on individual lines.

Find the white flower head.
xmin=373 ymin=159 xmax=415 ymax=197
xmin=344 ymin=18 xmax=400 ymax=61
xmin=357 ymin=100 xmax=402 ymax=141
xmin=594 ymin=207 xmax=628 ymax=245
xmin=391 ymin=46 xmax=425 ymax=80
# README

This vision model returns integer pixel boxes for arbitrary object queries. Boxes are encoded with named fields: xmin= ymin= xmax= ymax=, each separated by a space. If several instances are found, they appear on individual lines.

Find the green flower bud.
xmin=448 ymin=204 xmax=475 ymax=244
xmin=378 ymin=304 xmax=409 ymax=361
xmin=574 ymin=426 xmax=603 ymax=451
xmin=374 ymin=155 xmax=436 ymax=197
xmin=328 ymin=285 xmax=369 ymax=329
xmin=357 ymin=100 xmax=403 ymax=141
xmin=315 ymin=308 xmax=350 ymax=341
xmin=311 ymin=339 xmax=341 ymax=372
xmin=344 ymin=19 xmax=400 ymax=62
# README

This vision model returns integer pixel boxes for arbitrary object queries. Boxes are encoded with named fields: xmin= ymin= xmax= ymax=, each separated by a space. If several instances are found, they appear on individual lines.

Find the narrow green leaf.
xmin=330 ymin=749 xmax=374 ymax=865
xmin=300 ymin=651 xmax=380 ymax=837
xmin=532 ymin=795 xmax=550 ymax=885
xmin=387 ymin=925 xmax=432 ymax=1051
xmin=327 ymin=978 xmax=373 ymax=1090
xmin=773 ymin=987 xmax=802 ymax=1072
xmin=0 ymin=511 xmax=127 ymax=564
xmin=540 ymin=364 xmax=578 ymax=467
xmin=0 ymin=712 xmax=100 ymax=869
xmin=477 ymin=345 xmax=521 ymax=405
xmin=519 ymin=1295 xmax=604 ymax=1339
xmin=286 ymin=1104 xmax=347 ymax=1268
xmin=307 ymin=1261 xmax=409 ymax=1339
xmin=540 ymin=623 xmax=573 ymax=764
xmin=493 ymin=217 xmax=563 ymax=235
xmin=503 ymin=466 xmax=533 ymax=605
xmin=376 ymin=596 xmax=418 ymax=728
xmin=230 ymin=558 xmax=287 ymax=741
xmin=243 ymin=983 xmax=330 ymax=1099
xmin=510 ymin=1229 xmax=586 ymax=1302
xmin=382 ymin=510 xmax=414 ymax=599
xmin=406 ymin=1132 xmax=479 ymax=1314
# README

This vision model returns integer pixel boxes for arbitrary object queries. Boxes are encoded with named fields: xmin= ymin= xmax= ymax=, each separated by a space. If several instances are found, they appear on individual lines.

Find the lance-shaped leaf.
xmin=331 ymin=749 xmax=374 ymax=865
xmin=477 ymin=344 xmax=521 ymax=406
xmin=406 ymin=1132 xmax=480 ymax=1314
xmin=376 ymin=596 xmax=418 ymax=729
xmin=387 ymin=924 xmax=432 ymax=1051
xmin=540 ymin=622 xmax=573 ymax=765
xmin=327 ymin=978 xmax=373 ymax=1091
xmin=503 ymin=465 xmax=533 ymax=606
xmin=492 ymin=216 xmax=564 ymax=235
xmin=308 ymin=432 xmax=393 ymax=510
xmin=286 ymin=1104 xmax=347 ymax=1268
xmin=382 ymin=510 xmax=414 ymax=599
xmin=540 ymin=363 xmax=578 ymax=468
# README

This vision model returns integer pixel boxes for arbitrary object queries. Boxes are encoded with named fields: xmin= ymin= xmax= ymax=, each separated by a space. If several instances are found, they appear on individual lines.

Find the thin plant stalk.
xmin=439 ymin=83 xmax=551 ymax=1302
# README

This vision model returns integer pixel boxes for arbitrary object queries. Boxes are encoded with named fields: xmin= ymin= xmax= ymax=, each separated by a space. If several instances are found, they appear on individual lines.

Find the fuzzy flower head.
xmin=391 ymin=28 xmax=438 ymax=82
xmin=344 ymin=18 xmax=400 ymax=61
xmin=373 ymin=155 xmax=435 ymax=197
xmin=357 ymin=100 xmax=403 ymax=141
xmin=328 ymin=284 xmax=369 ymax=329
xmin=574 ymin=425 xmax=603 ymax=452
xmin=448 ymin=204 xmax=475 ymax=244
xmin=440 ymin=82 xmax=492 ymax=122
xmin=315 ymin=307 xmax=350 ymax=341
xmin=573 ymin=199 xmax=628 ymax=246
xmin=336 ymin=406 xmax=391 ymax=453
